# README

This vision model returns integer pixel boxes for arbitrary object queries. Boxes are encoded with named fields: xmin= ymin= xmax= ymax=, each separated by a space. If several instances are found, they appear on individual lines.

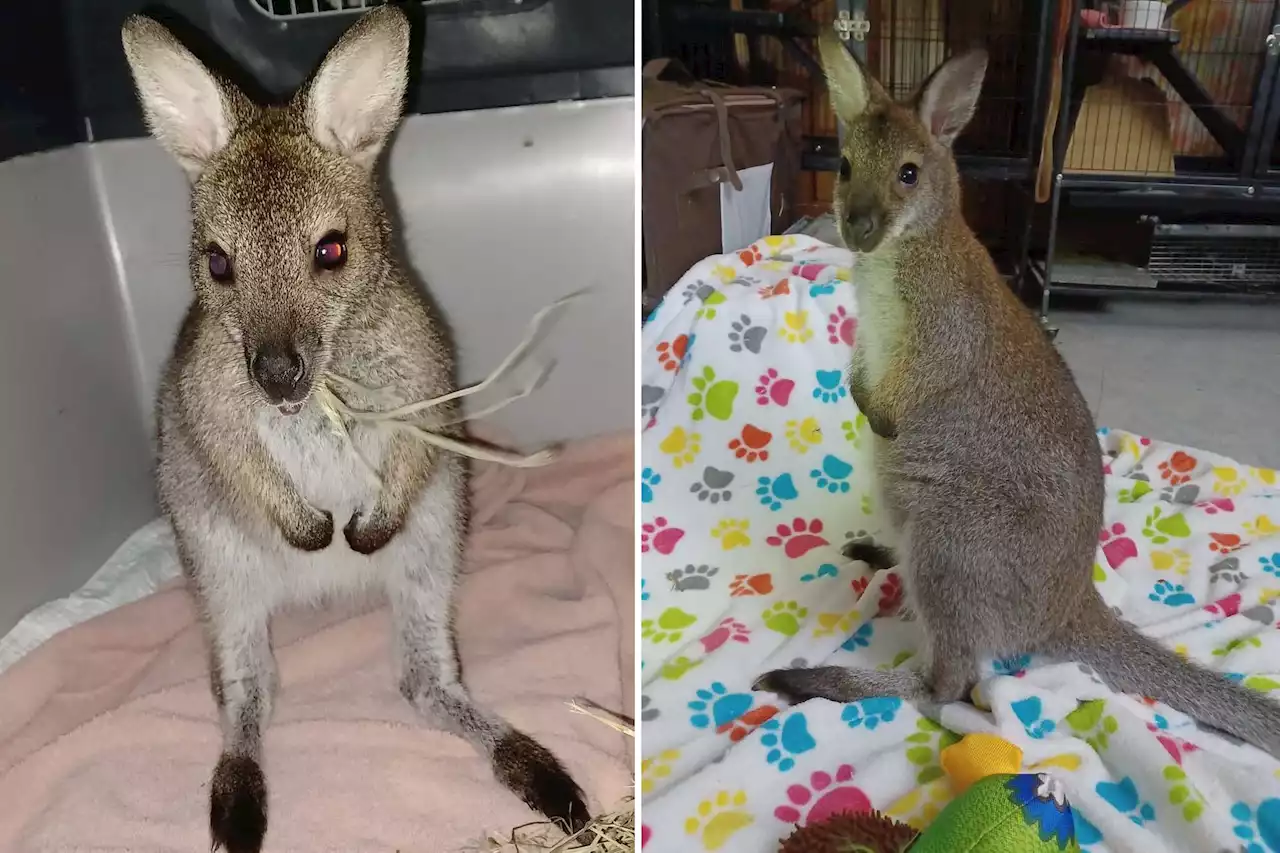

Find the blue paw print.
xmin=681 ymin=334 xmax=696 ymax=368
xmin=1149 ymin=579 xmax=1196 ymax=607
xmin=812 ymin=370 xmax=848 ymax=404
xmin=1096 ymin=777 xmax=1157 ymax=826
xmin=688 ymin=681 xmax=753 ymax=730
xmin=1231 ymin=799 xmax=1280 ymax=853
xmin=1261 ymin=552 xmax=1280 ymax=577
xmin=809 ymin=282 xmax=835 ymax=297
xmin=1073 ymin=812 xmax=1103 ymax=847
xmin=1011 ymin=696 xmax=1057 ymax=739
xmin=841 ymin=697 xmax=902 ymax=731
xmin=840 ymin=622 xmax=874 ymax=652
xmin=640 ymin=578 xmax=649 ymax=602
xmin=755 ymin=474 xmax=799 ymax=510
xmin=640 ymin=467 xmax=661 ymax=503
xmin=800 ymin=563 xmax=839 ymax=582
xmin=810 ymin=454 xmax=853 ymax=494
xmin=760 ymin=713 xmax=816 ymax=772
xmin=1097 ymin=427 xmax=1110 ymax=435
xmin=993 ymin=654 xmax=1031 ymax=677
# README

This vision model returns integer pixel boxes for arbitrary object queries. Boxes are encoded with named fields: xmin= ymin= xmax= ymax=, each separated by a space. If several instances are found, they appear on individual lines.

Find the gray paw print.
xmin=1242 ymin=605 xmax=1274 ymax=625
xmin=788 ymin=657 xmax=810 ymax=669
xmin=640 ymin=695 xmax=660 ymax=722
xmin=667 ymin=564 xmax=719 ymax=591
xmin=728 ymin=314 xmax=766 ymax=354
xmin=682 ymin=280 xmax=716 ymax=305
xmin=689 ymin=466 xmax=734 ymax=503
xmin=1131 ymin=469 xmax=1150 ymax=483
xmin=1209 ymin=556 xmax=1244 ymax=585
xmin=1161 ymin=483 xmax=1201 ymax=504
xmin=641 ymin=385 xmax=664 ymax=422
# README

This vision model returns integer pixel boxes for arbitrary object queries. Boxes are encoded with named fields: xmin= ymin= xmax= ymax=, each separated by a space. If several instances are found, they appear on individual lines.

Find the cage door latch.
xmin=835 ymin=10 xmax=870 ymax=42
xmin=1268 ymin=25 xmax=1280 ymax=57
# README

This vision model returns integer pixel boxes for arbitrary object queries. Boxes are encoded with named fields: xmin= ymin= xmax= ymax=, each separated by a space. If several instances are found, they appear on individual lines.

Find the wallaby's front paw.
xmin=210 ymin=753 xmax=267 ymax=853
xmin=343 ymin=510 xmax=399 ymax=555
xmin=284 ymin=507 xmax=334 ymax=552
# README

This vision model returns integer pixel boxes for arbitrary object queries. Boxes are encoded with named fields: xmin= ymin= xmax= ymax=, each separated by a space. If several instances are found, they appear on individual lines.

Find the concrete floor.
xmin=1051 ymin=299 xmax=1280 ymax=469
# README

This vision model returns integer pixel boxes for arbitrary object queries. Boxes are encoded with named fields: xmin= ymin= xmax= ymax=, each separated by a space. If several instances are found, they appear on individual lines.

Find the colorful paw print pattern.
xmin=639 ymin=236 xmax=1280 ymax=852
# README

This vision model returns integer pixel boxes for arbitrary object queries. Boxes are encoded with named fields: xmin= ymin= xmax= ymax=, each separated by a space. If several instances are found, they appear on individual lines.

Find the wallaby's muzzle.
xmin=248 ymin=342 xmax=311 ymax=412
xmin=844 ymin=207 xmax=885 ymax=254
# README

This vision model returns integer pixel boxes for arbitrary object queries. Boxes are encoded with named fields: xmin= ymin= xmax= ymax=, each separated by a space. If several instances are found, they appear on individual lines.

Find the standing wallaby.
xmin=121 ymin=8 xmax=588 ymax=851
xmin=754 ymin=31 xmax=1280 ymax=758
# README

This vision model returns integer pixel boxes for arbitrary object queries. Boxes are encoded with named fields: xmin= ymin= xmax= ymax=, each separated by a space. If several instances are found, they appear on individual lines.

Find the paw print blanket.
xmin=639 ymin=235 xmax=1280 ymax=853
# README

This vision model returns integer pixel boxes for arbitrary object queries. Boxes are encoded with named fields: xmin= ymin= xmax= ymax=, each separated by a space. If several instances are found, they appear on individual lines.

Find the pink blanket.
xmin=0 ymin=434 xmax=634 ymax=851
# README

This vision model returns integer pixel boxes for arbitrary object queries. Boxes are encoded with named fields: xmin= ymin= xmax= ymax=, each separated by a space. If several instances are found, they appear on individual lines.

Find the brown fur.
xmin=756 ymin=31 xmax=1280 ymax=759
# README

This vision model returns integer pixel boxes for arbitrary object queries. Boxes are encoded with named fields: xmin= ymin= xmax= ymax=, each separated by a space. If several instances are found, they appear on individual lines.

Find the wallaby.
xmin=121 ymin=8 xmax=588 ymax=851
xmin=754 ymin=31 xmax=1280 ymax=758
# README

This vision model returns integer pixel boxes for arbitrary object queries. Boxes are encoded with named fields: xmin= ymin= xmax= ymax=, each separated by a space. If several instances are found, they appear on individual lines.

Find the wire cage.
xmin=1058 ymin=0 xmax=1280 ymax=180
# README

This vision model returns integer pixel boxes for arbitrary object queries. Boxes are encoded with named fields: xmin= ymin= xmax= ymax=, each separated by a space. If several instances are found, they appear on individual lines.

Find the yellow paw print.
xmin=711 ymin=519 xmax=751 ymax=551
xmin=1245 ymin=515 xmax=1280 ymax=537
xmin=660 ymin=426 xmax=702 ymax=469
xmin=813 ymin=609 xmax=862 ymax=638
xmin=1251 ymin=466 xmax=1278 ymax=487
xmin=685 ymin=790 xmax=754 ymax=851
xmin=1031 ymin=753 xmax=1084 ymax=772
xmin=886 ymin=780 xmax=953 ymax=831
xmin=779 ymin=311 xmax=813 ymax=343
xmin=641 ymin=749 xmax=680 ymax=795
xmin=761 ymin=234 xmax=795 ymax=253
xmin=785 ymin=417 xmax=823 ymax=453
xmin=1214 ymin=466 xmax=1246 ymax=496
xmin=711 ymin=263 xmax=737 ymax=283
xmin=1150 ymin=548 xmax=1191 ymax=576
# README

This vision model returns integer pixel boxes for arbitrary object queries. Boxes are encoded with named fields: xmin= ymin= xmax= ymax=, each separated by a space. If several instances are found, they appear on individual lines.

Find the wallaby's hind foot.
xmin=841 ymin=540 xmax=897 ymax=572
xmin=492 ymin=730 xmax=591 ymax=834
xmin=753 ymin=665 xmax=928 ymax=704
xmin=209 ymin=754 xmax=267 ymax=853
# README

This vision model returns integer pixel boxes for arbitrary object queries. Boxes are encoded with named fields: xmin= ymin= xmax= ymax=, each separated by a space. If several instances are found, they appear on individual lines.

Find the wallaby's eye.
xmin=898 ymin=163 xmax=920 ymax=186
xmin=207 ymin=245 xmax=233 ymax=284
xmin=314 ymin=232 xmax=347 ymax=271
xmin=839 ymin=157 xmax=852 ymax=181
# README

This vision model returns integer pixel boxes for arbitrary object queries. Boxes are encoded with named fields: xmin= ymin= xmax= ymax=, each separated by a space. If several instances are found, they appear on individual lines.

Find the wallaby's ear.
xmin=121 ymin=16 xmax=249 ymax=180
xmin=915 ymin=49 xmax=987 ymax=147
xmin=303 ymin=6 xmax=410 ymax=169
xmin=818 ymin=30 xmax=872 ymax=122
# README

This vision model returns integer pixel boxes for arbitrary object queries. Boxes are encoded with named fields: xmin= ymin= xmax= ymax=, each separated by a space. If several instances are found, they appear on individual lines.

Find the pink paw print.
xmin=791 ymin=262 xmax=828 ymax=281
xmin=641 ymin=517 xmax=685 ymax=555
xmin=766 ymin=518 xmax=830 ymax=559
xmin=826 ymin=306 xmax=857 ymax=346
xmin=755 ymin=369 xmax=796 ymax=407
xmin=1197 ymin=498 xmax=1235 ymax=515
xmin=700 ymin=618 xmax=752 ymax=653
xmin=1204 ymin=593 xmax=1241 ymax=619
xmin=1150 ymin=729 xmax=1199 ymax=766
xmin=774 ymin=764 xmax=871 ymax=825
xmin=1099 ymin=522 xmax=1138 ymax=569
xmin=641 ymin=825 xmax=651 ymax=848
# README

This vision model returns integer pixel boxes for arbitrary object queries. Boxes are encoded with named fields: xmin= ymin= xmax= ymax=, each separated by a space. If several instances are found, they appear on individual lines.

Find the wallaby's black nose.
xmin=251 ymin=345 xmax=305 ymax=403
xmin=848 ymin=212 xmax=880 ymax=248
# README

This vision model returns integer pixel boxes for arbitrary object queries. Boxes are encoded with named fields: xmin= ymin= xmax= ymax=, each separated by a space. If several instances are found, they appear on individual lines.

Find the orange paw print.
xmin=1210 ymin=532 xmax=1243 ymax=555
xmin=1158 ymin=451 xmax=1197 ymax=486
xmin=759 ymin=278 xmax=791 ymax=299
xmin=656 ymin=334 xmax=689 ymax=372
xmin=730 ymin=573 xmax=774 ymax=596
xmin=729 ymin=425 xmax=773 ymax=462
xmin=719 ymin=705 xmax=778 ymax=741
xmin=738 ymin=244 xmax=763 ymax=266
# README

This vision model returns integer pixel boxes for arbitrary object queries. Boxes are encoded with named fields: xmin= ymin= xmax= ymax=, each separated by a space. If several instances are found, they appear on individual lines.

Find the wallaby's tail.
xmin=1047 ymin=598 xmax=1280 ymax=757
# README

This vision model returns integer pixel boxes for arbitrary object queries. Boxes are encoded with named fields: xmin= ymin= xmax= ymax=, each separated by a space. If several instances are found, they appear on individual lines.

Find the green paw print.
xmin=1118 ymin=480 xmax=1154 ymax=503
xmin=1141 ymin=505 xmax=1191 ymax=545
xmin=840 ymin=415 xmax=868 ymax=448
xmin=860 ymin=494 xmax=874 ymax=516
xmin=661 ymin=656 xmax=703 ymax=681
xmin=695 ymin=290 xmax=727 ymax=320
xmin=904 ymin=717 xmax=961 ymax=784
xmin=762 ymin=601 xmax=809 ymax=636
xmin=1163 ymin=765 xmax=1205 ymax=822
xmin=1245 ymin=675 xmax=1280 ymax=692
xmin=1212 ymin=635 xmax=1262 ymax=658
xmin=686 ymin=366 xmax=739 ymax=422
xmin=641 ymin=607 xmax=698 ymax=644
xmin=1092 ymin=562 xmax=1107 ymax=582
xmin=1066 ymin=699 xmax=1119 ymax=751
xmin=876 ymin=651 xmax=915 ymax=672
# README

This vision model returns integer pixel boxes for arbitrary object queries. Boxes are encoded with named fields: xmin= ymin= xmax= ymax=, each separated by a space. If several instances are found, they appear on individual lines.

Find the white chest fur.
xmin=852 ymin=251 xmax=907 ymax=388
xmin=255 ymin=404 xmax=383 ymax=521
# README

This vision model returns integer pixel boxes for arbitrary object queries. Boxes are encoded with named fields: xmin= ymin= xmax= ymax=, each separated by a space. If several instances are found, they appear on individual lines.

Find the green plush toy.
xmin=779 ymin=733 xmax=1080 ymax=853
